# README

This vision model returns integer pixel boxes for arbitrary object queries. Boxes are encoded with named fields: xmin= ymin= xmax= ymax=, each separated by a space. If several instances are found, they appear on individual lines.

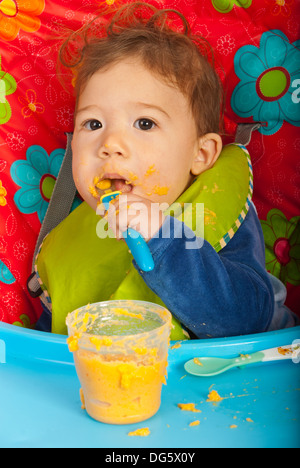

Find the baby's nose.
xmin=99 ymin=141 xmax=128 ymax=159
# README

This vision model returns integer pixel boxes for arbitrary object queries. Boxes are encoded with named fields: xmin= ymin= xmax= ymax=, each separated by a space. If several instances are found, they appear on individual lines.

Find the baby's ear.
xmin=191 ymin=133 xmax=222 ymax=176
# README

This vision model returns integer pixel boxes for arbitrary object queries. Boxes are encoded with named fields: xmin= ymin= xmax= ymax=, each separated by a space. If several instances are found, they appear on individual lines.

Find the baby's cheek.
xmin=74 ymin=171 xmax=86 ymax=197
xmin=137 ymin=166 xmax=169 ymax=201
xmin=72 ymin=169 xmax=94 ymax=208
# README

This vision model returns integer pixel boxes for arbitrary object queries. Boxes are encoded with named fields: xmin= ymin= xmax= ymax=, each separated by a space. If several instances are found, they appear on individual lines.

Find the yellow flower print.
xmin=0 ymin=0 xmax=45 ymax=42
xmin=98 ymin=0 xmax=123 ymax=9
xmin=267 ymin=0 xmax=294 ymax=17
xmin=0 ymin=179 xmax=7 ymax=206
xmin=18 ymin=89 xmax=45 ymax=119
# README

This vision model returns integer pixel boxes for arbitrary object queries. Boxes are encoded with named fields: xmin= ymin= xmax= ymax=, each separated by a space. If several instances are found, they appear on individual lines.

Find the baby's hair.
xmin=59 ymin=1 xmax=224 ymax=136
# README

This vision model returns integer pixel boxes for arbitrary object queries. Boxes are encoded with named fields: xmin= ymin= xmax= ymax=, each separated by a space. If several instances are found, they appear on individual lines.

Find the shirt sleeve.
xmin=134 ymin=204 xmax=274 ymax=338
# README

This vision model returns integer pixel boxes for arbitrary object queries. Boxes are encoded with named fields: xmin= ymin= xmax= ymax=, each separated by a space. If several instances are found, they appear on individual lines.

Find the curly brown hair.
xmin=59 ymin=2 xmax=224 ymax=136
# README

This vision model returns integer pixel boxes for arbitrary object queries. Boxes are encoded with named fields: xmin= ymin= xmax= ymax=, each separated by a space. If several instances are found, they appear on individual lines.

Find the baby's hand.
xmin=107 ymin=194 xmax=166 ymax=242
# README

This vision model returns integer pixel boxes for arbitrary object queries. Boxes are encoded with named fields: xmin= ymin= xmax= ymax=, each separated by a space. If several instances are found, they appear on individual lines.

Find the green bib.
xmin=35 ymin=144 xmax=253 ymax=339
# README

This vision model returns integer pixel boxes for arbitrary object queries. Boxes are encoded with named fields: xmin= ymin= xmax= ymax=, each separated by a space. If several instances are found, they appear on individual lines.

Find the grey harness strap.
xmin=235 ymin=122 xmax=262 ymax=146
xmin=27 ymin=133 xmax=77 ymax=297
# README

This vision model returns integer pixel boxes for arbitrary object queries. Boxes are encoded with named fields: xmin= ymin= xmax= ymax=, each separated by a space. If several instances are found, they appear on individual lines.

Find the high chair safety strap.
xmin=27 ymin=133 xmax=77 ymax=297
xmin=235 ymin=122 xmax=262 ymax=146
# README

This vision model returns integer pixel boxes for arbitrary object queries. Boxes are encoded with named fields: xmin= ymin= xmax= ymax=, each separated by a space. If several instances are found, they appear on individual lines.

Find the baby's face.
xmin=72 ymin=58 xmax=200 ymax=211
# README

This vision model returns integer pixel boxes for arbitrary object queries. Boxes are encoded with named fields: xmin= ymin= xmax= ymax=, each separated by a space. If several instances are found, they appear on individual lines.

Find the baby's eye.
xmin=84 ymin=119 xmax=102 ymax=131
xmin=134 ymin=118 xmax=156 ymax=131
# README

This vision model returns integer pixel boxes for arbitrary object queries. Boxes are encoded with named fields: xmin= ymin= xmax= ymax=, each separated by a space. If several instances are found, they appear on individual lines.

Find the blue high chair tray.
xmin=0 ymin=322 xmax=299 ymax=448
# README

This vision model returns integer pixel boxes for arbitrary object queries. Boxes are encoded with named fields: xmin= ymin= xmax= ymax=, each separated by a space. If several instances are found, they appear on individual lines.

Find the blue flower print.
xmin=231 ymin=30 xmax=300 ymax=136
xmin=10 ymin=145 xmax=81 ymax=223
xmin=0 ymin=260 xmax=16 ymax=284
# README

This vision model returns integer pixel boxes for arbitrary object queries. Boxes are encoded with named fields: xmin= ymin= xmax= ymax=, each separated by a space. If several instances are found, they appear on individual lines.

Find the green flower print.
xmin=0 ymin=55 xmax=17 ymax=125
xmin=212 ymin=0 xmax=252 ymax=14
xmin=261 ymin=209 xmax=300 ymax=286
xmin=13 ymin=314 xmax=33 ymax=329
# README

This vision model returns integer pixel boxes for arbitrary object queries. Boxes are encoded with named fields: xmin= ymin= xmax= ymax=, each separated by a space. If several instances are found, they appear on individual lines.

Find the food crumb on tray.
xmin=189 ymin=420 xmax=200 ymax=427
xmin=177 ymin=403 xmax=201 ymax=413
xmin=207 ymin=389 xmax=223 ymax=403
xmin=128 ymin=428 xmax=151 ymax=437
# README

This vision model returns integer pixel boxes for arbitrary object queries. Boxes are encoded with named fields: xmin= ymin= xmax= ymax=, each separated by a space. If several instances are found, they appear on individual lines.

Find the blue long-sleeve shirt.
xmin=36 ymin=202 xmax=297 ymax=336
xmin=135 ymin=203 xmax=294 ymax=338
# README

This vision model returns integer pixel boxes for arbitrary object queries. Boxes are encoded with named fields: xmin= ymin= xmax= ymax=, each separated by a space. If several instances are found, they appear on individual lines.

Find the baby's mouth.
xmin=112 ymin=178 xmax=133 ymax=194
xmin=91 ymin=174 xmax=133 ymax=199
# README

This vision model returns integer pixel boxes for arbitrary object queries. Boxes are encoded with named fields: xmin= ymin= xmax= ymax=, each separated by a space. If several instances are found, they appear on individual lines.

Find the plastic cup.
xmin=66 ymin=300 xmax=172 ymax=425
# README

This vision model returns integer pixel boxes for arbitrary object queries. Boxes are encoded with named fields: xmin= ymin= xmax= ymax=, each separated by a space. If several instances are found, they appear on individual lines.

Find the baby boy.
xmin=34 ymin=2 xmax=297 ymax=338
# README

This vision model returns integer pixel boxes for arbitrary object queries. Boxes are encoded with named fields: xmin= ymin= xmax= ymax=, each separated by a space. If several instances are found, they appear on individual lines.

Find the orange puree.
xmin=189 ymin=420 xmax=200 ymax=427
xmin=89 ymin=185 xmax=99 ymax=199
xmin=193 ymin=358 xmax=203 ymax=366
xmin=278 ymin=346 xmax=292 ymax=356
xmin=207 ymin=389 xmax=223 ymax=403
xmin=127 ymin=172 xmax=139 ymax=185
xmin=177 ymin=403 xmax=201 ymax=413
xmin=153 ymin=185 xmax=170 ymax=196
xmin=66 ymin=301 xmax=172 ymax=425
xmin=128 ymin=427 xmax=150 ymax=436
xmin=73 ymin=348 xmax=168 ymax=424
xmin=145 ymin=165 xmax=156 ymax=177
xmin=89 ymin=178 xmax=112 ymax=198
xmin=67 ymin=333 xmax=81 ymax=352
xmin=114 ymin=307 xmax=144 ymax=321
xmin=96 ymin=179 xmax=112 ymax=190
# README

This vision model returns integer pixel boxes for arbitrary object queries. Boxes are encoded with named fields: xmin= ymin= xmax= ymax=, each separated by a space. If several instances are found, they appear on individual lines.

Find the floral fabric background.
xmin=0 ymin=0 xmax=299 ymax=328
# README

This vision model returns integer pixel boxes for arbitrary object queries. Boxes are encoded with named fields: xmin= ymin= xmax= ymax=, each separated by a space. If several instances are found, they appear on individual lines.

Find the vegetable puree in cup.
xmin=66 ymin=300 xmax=172 ymax=424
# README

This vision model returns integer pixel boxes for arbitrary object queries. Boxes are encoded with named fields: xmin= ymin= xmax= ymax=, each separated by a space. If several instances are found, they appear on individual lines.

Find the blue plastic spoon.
xmin=184 ymin=344 xmax=300 ymax=377
xmin=101 ymin=191 xmax=155 ymax=272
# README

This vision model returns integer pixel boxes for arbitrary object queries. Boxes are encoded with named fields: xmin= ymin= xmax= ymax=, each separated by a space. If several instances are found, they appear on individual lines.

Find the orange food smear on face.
xmin=145 ymin=165 xmax=156 ymax=177
xmin=153 ymin=185 xmax=170 ymax=196
xmin=89 ymin=185 xmax=99 ymax=199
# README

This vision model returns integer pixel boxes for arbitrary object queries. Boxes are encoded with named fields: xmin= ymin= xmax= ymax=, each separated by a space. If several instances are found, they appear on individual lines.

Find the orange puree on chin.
xmin=73 ymin=349 xmax=168 ymax=424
